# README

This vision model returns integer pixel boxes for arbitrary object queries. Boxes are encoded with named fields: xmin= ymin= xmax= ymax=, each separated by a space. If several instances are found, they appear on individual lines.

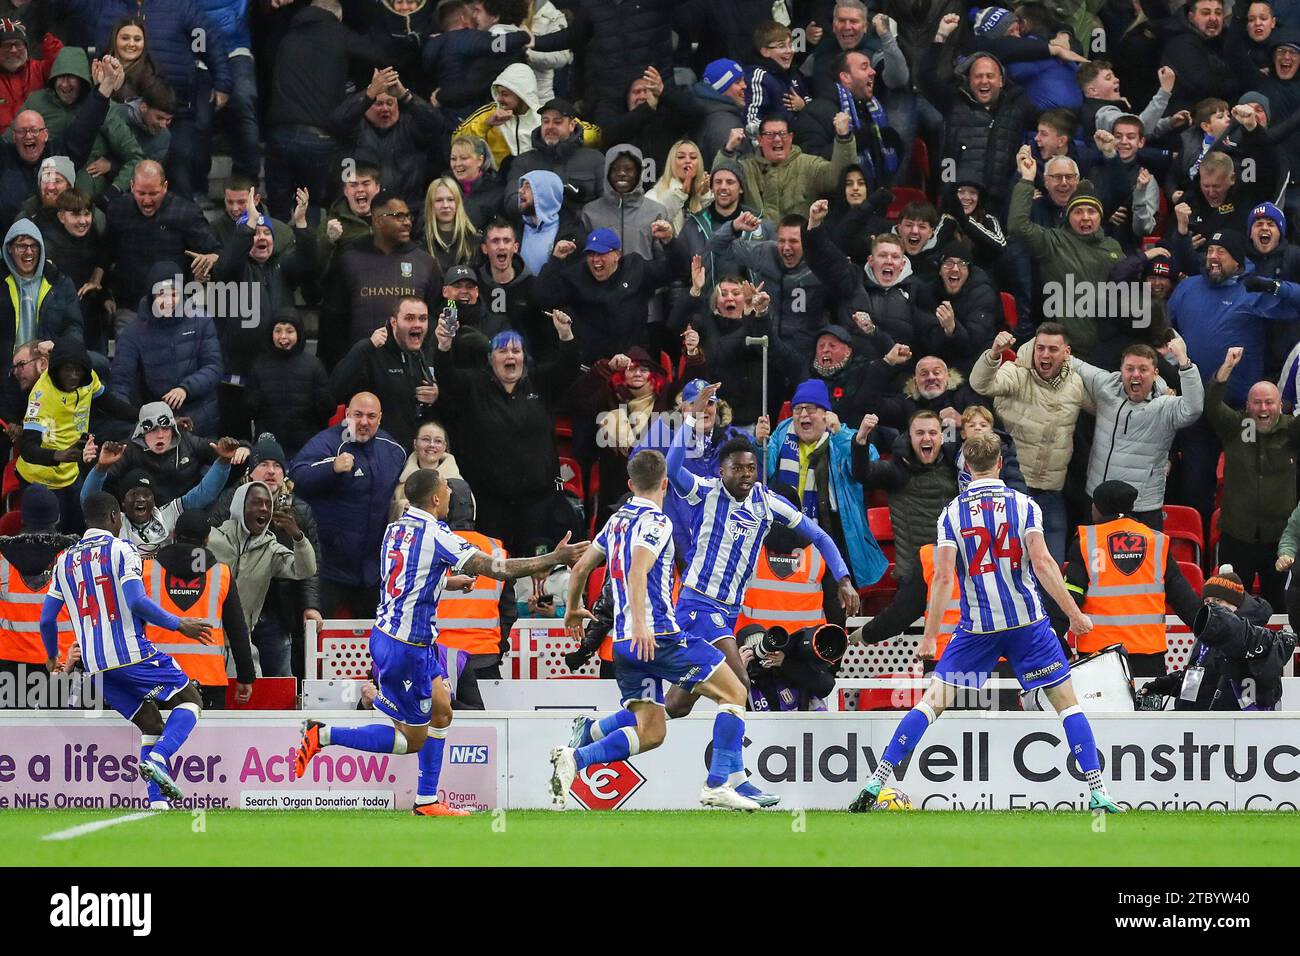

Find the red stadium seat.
xmin=867 ymin=507 xmax=895 ymax=563
xmin=554 ymin=415 xmax=573 ymax=439
xmin=327 ymin=404 xmax=345 ymax=426
xmin=1162 ymin=505 xmax=1203 ymax=566
xmin=1173 ymin=561 xmax=1205 ymax=605
xmin=1000 ymin=348 xmax=1017 ymax=364
xmin=1000 ymin=292 xmax=1018 ymax=330
xmin=857 ymin=673 xmax=922 ymax=710
xmin=1208 ymin=509 xmax=1221 ymax=567
xmin=886 ymin=186 xmax=929 ymax=221
xmin=858 ymin=563 xmax=897 ymax=616
xmin=226 ymin=677 xmax=296 ymax=709
xmin=559 ymin=456 xmax=584 ymax=501
xmin=585 ymin=564 xmax=606 ymax=607
xmin=0 ymin=510 xmax=20 ymax=535
xmin=2 ymin=459 xmax=17 ymax=508
xmin=908 ymin=138 xmax=931 ymax=195
xmin=777 ymin=400 xmax=792 ymax=423
xmin=1214 ymin=453 xmax=1224 ymax=509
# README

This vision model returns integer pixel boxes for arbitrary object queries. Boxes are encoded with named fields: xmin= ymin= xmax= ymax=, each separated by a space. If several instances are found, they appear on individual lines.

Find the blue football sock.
xmin=329 ymin=724 xmax=404 ymax=753
xmin=574 ymin=726 xmax=635 ymax=770
xmin=590 ymin=708 xmax=637 ymax=743
xmin=1061 ymin=707 xmax=1105 ymax=792
xmin=735 ymin=779 xmax=765 ymax=797
xmin=140 ymin=737 xmax=164 ymax=802
xmin=880 ymin=706 xmax=933 ymax=770
xmin=416 ymin=727 xmax=448 ymax=801
xmin=148 ymin=704 xmax=198 ymax=763
xmin=706 ymin=709 xmax=745 ymax=788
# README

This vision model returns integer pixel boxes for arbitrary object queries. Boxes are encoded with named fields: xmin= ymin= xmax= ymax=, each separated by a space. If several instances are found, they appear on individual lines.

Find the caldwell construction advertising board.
xmin=0 ymin=712 xmax=1297 ymax=810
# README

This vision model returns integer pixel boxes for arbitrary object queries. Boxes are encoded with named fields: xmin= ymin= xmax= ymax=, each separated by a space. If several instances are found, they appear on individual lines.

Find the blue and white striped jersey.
xmin=47 ymin=531 xmax=154 ymax=674
xmin=936 ymin=479 xmax=1046 ymax=633
xmin=374 ymin=506 xmax=480 ymax=646
xmin=678 ymin=473 xmax=803 ymax=607
xmin=593 ymin=497 xmax=679 ymax=639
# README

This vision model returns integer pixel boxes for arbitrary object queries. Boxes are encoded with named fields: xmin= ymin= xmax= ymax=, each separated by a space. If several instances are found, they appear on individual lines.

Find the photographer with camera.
xmin=739 ymin=621 xmax=848 ymax=712
xmin=1140 ymin=566 xmax=1297 ymax=710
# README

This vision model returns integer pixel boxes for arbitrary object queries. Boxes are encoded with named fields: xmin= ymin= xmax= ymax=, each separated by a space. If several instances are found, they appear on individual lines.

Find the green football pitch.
xmin=2 ymin=809 xmax=1296 ymax=866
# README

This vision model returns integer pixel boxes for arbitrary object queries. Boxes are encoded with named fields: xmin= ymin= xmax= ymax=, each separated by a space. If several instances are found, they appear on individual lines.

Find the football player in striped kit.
xmin=552 ymin=449 xmax=761 ymax=811
xmin=644 ymin=382 xmax=858 ymax=806
xmin=294 ymin=469 xmax=587 ymax=815
xmin=39 ymin=492 xmax=214 ymax=810
xmin=849 ymin=433 xmax=1124 ymax=813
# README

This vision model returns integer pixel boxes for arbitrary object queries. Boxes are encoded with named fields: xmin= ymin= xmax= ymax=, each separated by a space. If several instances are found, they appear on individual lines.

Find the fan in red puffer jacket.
xmin=0 ymin=18 xmax=61 ymax=134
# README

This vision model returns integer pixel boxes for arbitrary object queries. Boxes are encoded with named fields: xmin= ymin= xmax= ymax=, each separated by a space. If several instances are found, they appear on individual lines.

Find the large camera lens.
xmin=809 ymin=624 xmax=848 ymax=663
xmin=758 ymin=626 xmax=790 ymax=655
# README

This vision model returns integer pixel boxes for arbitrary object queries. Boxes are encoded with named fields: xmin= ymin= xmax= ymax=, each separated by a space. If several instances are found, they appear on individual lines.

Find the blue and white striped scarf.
xmin=836 ymin=82 xmax=898 ymax=183
xmin=775 ymin=430 xmax=828 ymax=519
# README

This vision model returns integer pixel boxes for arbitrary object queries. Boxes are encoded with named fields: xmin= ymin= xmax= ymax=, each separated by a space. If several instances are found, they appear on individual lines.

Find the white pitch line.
xmin=41 ymin=811 xmax=158 ymax=842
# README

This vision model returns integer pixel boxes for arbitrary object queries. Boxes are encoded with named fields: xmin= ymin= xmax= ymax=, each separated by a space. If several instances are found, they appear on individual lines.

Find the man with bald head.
xmin=1205 ymin=346 xmax=1300 ymax=607
xmin=1 ymin=56 xmax=123 ymax=228
xmin=861 ymin=346 xmax=980 ymax=431
xmin=289 ymin=391 xmax=408 ymax=616
xmin=104 ymin=159 xmax=219 ymax=329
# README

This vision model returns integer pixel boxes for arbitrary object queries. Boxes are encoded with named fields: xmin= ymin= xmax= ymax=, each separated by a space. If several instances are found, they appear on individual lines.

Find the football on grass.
xmin=873 ymin=787 xmax=913 ymax=811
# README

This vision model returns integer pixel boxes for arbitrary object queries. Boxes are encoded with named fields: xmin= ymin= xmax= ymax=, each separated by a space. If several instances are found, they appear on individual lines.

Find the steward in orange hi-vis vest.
xmin=436 ymin=531 xmax=506 ymax=656
xmin=140 ymin=518 xmax=256 ymax=707
xmin=0 ymin=555 xmax=74 ymax=665
xmin=919 ymin=543 xmax=962 ymax=660
xmin=143 ymin=559 xmax=232 ymax=687
xmin=1053 ymin=481 xmax=1201 ymax=677
xmin=735 ymin=545 xmax=826 ymax=634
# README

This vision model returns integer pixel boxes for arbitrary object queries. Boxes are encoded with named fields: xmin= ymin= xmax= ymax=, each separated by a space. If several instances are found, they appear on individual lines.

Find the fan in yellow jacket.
xmin=455 ymin=62 xmax=600 ymax=169
xmin=454 ymin=63 xmax=544 ymax=168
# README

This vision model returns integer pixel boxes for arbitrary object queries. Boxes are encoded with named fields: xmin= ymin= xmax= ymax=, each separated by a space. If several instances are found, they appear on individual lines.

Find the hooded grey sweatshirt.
xmin=580 ymin=144 xmax=668 ymax=261
xmin=208 ymin=480 xmax=317 ymax=631
xmin=4 ymin=218 xmax=46 ymax=344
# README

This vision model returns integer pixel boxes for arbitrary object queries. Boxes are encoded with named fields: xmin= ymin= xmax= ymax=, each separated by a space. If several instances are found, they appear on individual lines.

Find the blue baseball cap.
xmin=584 ymin=228 xmax=621 ymax=254
xmin=680 ymin=378 xmax=719 ymax=405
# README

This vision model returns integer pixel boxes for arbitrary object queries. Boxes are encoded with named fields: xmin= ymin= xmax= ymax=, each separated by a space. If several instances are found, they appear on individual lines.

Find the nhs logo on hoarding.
xmin=448 ymin=745 xmax=490 ymax=764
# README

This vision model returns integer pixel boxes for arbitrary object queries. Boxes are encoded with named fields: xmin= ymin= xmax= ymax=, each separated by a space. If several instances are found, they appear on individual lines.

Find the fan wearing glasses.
xmin=719 ymin=110 xmax=855 ymax=221
xmin=320 ymin=191 xmax=440 ymax=368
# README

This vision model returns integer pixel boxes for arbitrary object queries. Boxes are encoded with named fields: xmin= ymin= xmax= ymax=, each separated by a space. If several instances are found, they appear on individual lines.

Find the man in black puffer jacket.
xmin=912 ymin=244 xmax=1000 ymax=375
xmin=331 ymin=295 xmax=451 ymax=451
xmin=668 ymin=273 xmax=771 ymax=427
xmin=1141 ymin=567 xmax=1297 ymax=710
xmin=432 ymin=308 xmax=580 ymax=559
xmin=1160 ymin=0 xmax=1242 ymax=114
xmin=918 ymin=15 xmax=1035 ymax=213
xmin=211 ymin=190 xmax=318 ymax=439
xmin=245 ymin=311 xmax=336 ymax=461
xmin=852 ymin=409 xmax=960 ymax=582
xmin=502 ymin=114 xmax=606 ymax=215
xmin=806 ymin=210 xmax=919 ymax=347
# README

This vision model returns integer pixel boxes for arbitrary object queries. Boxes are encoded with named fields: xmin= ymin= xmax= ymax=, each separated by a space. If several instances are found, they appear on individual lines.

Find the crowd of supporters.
xmin=0 ymin=0 xmax=1299 ymax=704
